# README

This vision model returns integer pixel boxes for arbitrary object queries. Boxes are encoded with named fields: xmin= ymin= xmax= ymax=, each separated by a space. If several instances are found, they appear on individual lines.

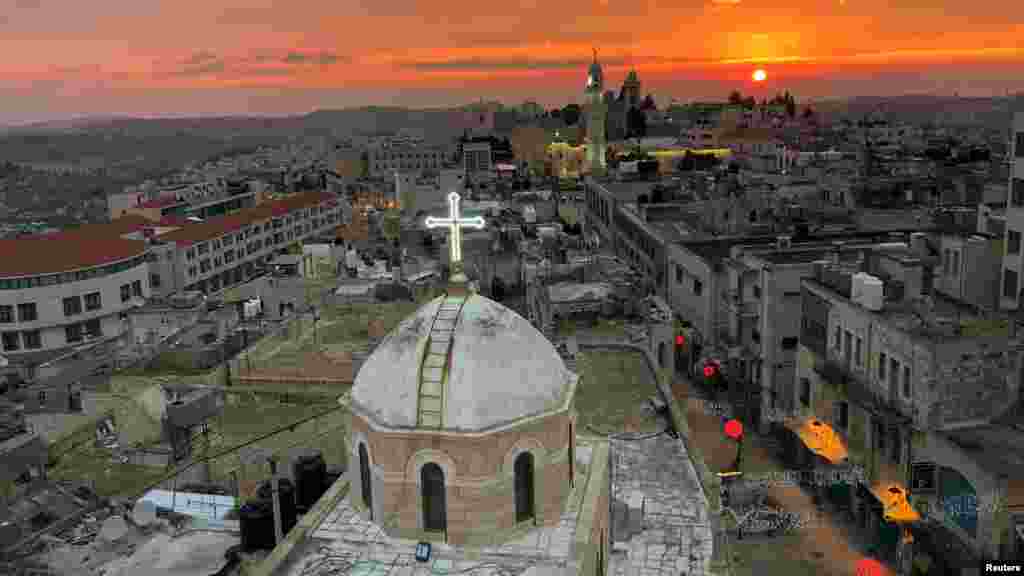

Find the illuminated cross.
xmin=424 ymin=191 xmax=485 ymax=283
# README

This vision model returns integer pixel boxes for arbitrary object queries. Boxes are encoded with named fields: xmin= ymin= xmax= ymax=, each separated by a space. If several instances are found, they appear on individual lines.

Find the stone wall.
xmin=349 ymin=409 xmax=574 ymax=545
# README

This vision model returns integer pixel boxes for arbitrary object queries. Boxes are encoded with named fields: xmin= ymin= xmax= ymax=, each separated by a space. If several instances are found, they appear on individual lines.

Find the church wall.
xmin=350 ymin=408 xmax=575 ymax=545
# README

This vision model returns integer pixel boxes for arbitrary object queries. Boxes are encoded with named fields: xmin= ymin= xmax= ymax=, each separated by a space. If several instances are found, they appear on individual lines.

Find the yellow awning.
xmin=786 ymin=417 xmax=849 ymax=464
xmin=870 ymin=483 xmax=921 ymax=523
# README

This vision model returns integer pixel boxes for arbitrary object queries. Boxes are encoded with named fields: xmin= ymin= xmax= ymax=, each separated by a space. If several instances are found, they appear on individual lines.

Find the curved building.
xmin=0 ymin=229 xmax=150 ymax=362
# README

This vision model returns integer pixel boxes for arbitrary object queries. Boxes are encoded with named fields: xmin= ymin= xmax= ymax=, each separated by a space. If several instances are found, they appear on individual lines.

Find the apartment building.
xmin=0 ymin=220 xmax=151 ymax=364
xmin=797 ymin=245 xmax=1024 ymax=566
xmin=365 ymin=143 xmax=447 ymax=178
xmin=1002 ymin=107 xmax=1024 ymax=310
xmin=149 ymin=191 xmax=343 ymax=297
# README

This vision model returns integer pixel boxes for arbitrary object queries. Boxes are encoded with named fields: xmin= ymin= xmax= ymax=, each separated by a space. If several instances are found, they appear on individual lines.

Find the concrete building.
xmin=797 ymin=247 xmax=1024 ymax=566
xmin=462 ymin=141 xmax=492 ymax=176
xmin=0 ymin=221 xmax=151 ymax=366
xmin=1001 ymin=105 xmax=1024 ymax=310
xmin=583 ymin=53 xmax=607 ymax=177
xmin=366 ymin=143 xmax=447 ymax=179
xmin=148 ymin=191 xmax=343 ymax=297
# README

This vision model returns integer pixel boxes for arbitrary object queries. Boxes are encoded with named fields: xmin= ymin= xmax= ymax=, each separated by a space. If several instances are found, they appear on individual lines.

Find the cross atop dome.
xmin=424 ymin=191 xmax=485 ymax=286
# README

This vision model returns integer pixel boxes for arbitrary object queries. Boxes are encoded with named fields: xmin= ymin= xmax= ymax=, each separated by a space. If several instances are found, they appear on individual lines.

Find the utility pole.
xmin=268 ymin=456 xmax=283 ymax=545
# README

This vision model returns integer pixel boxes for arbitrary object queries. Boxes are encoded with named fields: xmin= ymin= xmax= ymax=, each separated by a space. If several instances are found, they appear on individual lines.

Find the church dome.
xmin=350 ymin=294 xmax=575 ymax=432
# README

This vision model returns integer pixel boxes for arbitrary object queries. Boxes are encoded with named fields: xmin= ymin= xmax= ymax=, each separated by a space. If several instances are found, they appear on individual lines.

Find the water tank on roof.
xmin=851 ymin=272 xmax=871 ymax=304
xmin=239 ymin=500 xmax=276 ymax=551
xmin=861 ymin=275 xmax=884 ymax=311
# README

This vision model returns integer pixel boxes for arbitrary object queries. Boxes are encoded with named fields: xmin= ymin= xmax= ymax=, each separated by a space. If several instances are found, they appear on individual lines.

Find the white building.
xmin=462 ymin=141 xmax=493 ymax=176
xmin=1001 ymin=106 xmax=1024 ymax=310
xmin=366 ymin=143 xmax=447 ymax=178
xmin=0 ymin=224 xmax=151 ymax=363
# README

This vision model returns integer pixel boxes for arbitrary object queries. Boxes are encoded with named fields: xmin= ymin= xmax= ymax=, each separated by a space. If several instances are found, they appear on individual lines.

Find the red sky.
xmin=1 ymin=0 xmax=1023 ymax=123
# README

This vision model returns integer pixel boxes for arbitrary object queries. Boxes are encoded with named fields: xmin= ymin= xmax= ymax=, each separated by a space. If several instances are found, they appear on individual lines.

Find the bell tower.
xmin=584 ymin=49 xmax=607 ymax=177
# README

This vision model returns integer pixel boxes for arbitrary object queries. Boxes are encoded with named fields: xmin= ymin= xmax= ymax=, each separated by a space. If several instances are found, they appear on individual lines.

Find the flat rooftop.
xmin=679 ymin=229 xmax=926 ymax=267
xmin=590 ymin=180 xmax=656 ymax=203
xmin=281 ymin=437 xmax=609 ymax=576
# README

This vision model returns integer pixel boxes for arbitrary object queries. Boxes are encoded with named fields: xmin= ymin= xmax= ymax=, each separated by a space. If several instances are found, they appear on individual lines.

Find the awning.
xmin=785 ymin=417 xmax=849 ymax=464
xmin=870 ymin=483 xmax=921 ymax=523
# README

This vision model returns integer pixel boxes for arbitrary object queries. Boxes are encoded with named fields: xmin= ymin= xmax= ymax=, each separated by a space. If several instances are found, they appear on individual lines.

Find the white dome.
xmin=351 ymin=294 xmax=575 ymax=432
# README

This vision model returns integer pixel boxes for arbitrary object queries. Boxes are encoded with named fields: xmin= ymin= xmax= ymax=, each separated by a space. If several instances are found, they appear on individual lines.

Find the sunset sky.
xmin=2 ymin=0 xmax=1023 ymax=124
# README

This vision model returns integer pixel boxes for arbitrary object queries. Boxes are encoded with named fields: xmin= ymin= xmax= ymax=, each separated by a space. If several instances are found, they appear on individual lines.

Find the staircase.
xmin=417 ymin=296 xmax=468 ymax=428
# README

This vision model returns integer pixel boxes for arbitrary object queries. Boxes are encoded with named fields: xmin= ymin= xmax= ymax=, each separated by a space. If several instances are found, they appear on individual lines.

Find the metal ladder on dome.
xmin=417 ymin=295 xmax=468 ymax=428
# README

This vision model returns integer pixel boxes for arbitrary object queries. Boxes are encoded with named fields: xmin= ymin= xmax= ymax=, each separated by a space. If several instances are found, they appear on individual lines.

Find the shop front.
xmin=780 ymin=417 xmax=858 ymax=510
xmin=858 ymin=482 xmax=919 ymax=571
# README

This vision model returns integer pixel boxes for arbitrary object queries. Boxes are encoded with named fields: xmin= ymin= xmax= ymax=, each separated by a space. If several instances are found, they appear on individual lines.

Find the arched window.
xmin=569 ymin=422 xmax=575 ymax=487
xmin=514 ymin=452 xmax=535 ymax=523
xmin=421 ymin=463 xmax=447 ymax=532
xmin=358 ymin=443 xmax=373 ymax=520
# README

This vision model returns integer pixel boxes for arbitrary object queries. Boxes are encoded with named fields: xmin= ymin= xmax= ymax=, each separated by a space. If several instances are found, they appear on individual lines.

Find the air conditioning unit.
xmin=776 ymin=235 xmax=792 ymax=249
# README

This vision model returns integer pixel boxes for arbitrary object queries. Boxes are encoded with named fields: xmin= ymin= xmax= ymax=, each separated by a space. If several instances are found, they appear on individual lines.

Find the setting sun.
xmin=752 ymin=69 xmax=767 ymax=82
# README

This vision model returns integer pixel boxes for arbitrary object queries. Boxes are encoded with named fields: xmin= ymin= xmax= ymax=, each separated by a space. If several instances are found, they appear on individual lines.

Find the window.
xmin=833 ymin=400 xmax=849 ymax=430
xmin=1005 ymin=269 xmax=1019 ymax=299
xmin=781 ymin=336 xmax=798 ymax=350
xmin=891 ymin=427 xmax=901 ymax=463
xmin=1009 ymin=230 xmax=1022 ymax=255
xmin=17 ymin=303 xmax=36 ymax=322
xmin=0 ymin=305 xmax=12 ymax=323
xmin=843 ymin=330 xmax=852 ymax=364
xmin=63 ymin=296 xmax=82 ymax=316
xmin=151 ymin=274 xmax=161 ymax=288
xmin=879 ymin=352 xmax=887 ymax=381
xmin=693 ymin=279 xmax=703 ymax=295
xmin=186 ymin=249 xmax=196 ymax=260
xmin=420 ymin=463 xmax=447 ymax=532
xmin=753 ymin=285 xmax=761 ymax=299
xmin=84 ymin=292 xmax=102 ymax=311
xmin=855 ymin=336 xmax=863 ymax=367
xmin=834 ymin=326 xmax=842 ymax=351
xmin=675 ymin=265 xmax=683 ymax=284
xmin=1013 ymin=179 xmax=1024 ymax=207
xmin=943 ymin=249 xmax=951 ymax=274
xmin=951 ymin=251 xmax=959 ymax=277
xmin=131 ymin=280 xmax=142 ymax=298
xmin=1 ymin=332 xmax=19 ymax=351
xmin=514 ymin=452 xmax=536 ymax=523
xmin=1017 ymin=132 xmax=1024 ymax=158
xmin=800 ymin=377 xmax=810 ymax=406
xmin=84 ymin=318 xmax=102 ymax=338
xmin=22 ymin=330 xmax=41 ymax=349
xmin=889 ymin=357 xmax=899 ymax=394
xmin=37 ymin=390 xmax=46 ymax=405
xmin=903 ymin=365 xmax=911 ymax=399
xmin=875 ymin=419 xmax=886 ymax=452
xmin=65 ymin=323 xmax=83 ymax=343
xmin=120 ymin=284 xmax=131 ymax=302
xmin=359 ymin=444 xmax=373 ymax=520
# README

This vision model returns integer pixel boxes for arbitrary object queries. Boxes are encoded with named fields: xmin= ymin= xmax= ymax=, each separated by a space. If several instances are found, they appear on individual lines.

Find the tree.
xmin=561 ymin=104 xmax=581 ymax=126
xmin=728 ymin=91 xmax=743 ymax=105
xmin=549 ymin=108 xmax=561 ymax=120
xmin=640 ymin=94 xmax=657 ymax=111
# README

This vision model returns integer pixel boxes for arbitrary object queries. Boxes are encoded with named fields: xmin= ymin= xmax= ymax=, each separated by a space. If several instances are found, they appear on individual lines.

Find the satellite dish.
xmin=98 ymin=515 xmax=129 ymax=542
xmin=132 ymin=500 xmax=156 ymax=527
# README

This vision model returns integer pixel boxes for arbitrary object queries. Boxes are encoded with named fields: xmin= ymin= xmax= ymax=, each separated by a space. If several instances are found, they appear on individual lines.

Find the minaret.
xmin=584 ymin=49 xmax=608 ymax=177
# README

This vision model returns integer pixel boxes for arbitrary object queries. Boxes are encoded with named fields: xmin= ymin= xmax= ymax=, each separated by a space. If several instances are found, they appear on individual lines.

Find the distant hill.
xmin=814 ymin=94 xmax=1020 ymax=129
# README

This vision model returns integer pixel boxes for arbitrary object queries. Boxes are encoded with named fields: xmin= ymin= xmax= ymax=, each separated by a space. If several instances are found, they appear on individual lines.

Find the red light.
xmin=675 ymin=335 xmax=685 ymax=346
xmin=724 ymin=419 xmax=743 ymax=440
xmin=703 ymin=365 xmax=716 ymax=378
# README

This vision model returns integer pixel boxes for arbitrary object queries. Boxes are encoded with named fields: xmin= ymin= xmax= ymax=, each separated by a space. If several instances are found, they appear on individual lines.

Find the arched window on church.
xmin=569 ymin=422 xmax=575 ymax=487
xmin=421 ymin=463 xmax=447 ymax=533
xmin=514 ymin=452 xmax=536 ymax=524
xmin=359 ymin=443 xmax=373 ymax=520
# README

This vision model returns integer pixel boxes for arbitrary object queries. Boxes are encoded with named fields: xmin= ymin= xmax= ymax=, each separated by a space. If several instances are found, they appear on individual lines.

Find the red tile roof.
xmin=0 ymin=225 xmax=149 ymax=279
xmin=157 ymin=190 xmax=337 ymax=246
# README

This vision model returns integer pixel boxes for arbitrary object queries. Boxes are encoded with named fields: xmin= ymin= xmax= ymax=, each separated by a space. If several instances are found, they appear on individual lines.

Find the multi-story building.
xmin=365 ymin=143 xmax=447 ymax=179
xmin=462 ymin=141 xmax=493 ymax=176
xmin=1001 ymin=106 xmax=1024 ymax=311
xmin=150 ymin=191 xmax=343 ymax=297
xmin=109 ymin=179 xmax=267 ymax=222
xmin=797 ymin=243 xmax=1024 ymax=566
xmin=0 ymin=220 xmax=152 ymax=365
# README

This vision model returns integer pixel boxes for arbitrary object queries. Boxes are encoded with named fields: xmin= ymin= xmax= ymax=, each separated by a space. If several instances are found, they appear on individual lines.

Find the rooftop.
xmin=158 ymin=190 xmax=335 ymax=246
xmin=281 ymin=437 xmax=608 ymax=576
xmin=678 ymin=229 xmax=923 ymax=267
xmin=0 ymin=222 xmax=149 ymax=278
xmin=589 ymin=179 xmax=656 ymax=203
